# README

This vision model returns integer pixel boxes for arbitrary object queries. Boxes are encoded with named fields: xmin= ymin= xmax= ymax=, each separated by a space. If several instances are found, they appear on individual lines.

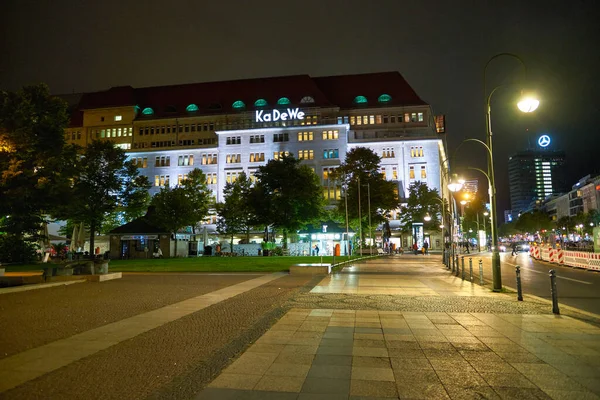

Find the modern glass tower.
xmin=508 ymin=150 xmax=567 ymax=215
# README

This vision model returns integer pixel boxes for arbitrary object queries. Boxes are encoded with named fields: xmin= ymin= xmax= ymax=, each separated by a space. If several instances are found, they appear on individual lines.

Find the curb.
xmin=0 ymin=279 xmax=86 ymax=295
xmin=441 ymin=263 xmax=600 ymax=321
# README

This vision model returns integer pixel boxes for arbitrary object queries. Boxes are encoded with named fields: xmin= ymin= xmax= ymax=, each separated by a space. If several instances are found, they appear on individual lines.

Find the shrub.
xmin=0 ymin=235 xmax=39 ymax=264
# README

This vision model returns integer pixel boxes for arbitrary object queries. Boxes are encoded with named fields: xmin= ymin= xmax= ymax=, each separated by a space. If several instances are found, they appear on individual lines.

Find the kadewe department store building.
xmin=66 ymin=72 xmax=450 ymax=250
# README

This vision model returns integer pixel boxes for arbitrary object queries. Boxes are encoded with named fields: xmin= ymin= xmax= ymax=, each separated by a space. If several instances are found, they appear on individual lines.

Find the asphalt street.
xmin=453 ymin=251 xmax=600 ymax=316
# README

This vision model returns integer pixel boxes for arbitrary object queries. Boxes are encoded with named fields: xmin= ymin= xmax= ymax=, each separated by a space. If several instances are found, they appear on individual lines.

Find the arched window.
xmin=277 ymin=97 xmax=291 ymax=105
xmin=300 ymin=96 xmax=315 ymax=104
xmin=208 ymin=103 xmax=222 ymax=110
xmin=254 ymin=98 xmax=268 ymax=107
xmin=165 ymin=105 xmax=177 ymax=113
xmin=186 ymin=104 xmax=199 ymax=112
xmin=378 ymin=94 xmax=392 ymax=104
xmin=142 ymin=107 xmax=154 ymax=115
xmin=353 ymin=96 xmax=368 ymax=105
xmin=232 ymin=100 xmax=245 ymax=110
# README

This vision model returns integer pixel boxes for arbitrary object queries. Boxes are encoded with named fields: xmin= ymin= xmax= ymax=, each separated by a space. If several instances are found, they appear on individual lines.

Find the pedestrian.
xmin=465 ymin=241 xmax=470 ymax=254
xmin=511 ymin=241 xmax=517 ymax=256
xmin=412 ymin=242 xmax=418 ymax=255
xmin=423 ymin=240 xmax=429 ymax=255
xmin=314 ymin=244 xmax=319 ymax=256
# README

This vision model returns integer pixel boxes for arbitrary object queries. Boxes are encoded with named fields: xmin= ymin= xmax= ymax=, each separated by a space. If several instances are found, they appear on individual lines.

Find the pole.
xmin=487 ymin=91 xmax=502 ymax=291
xmin=455 ymin=255 xmax=460 ymax=276
xmin=469 ymin=257 xmax=473 ymax=282
xmin=476 ymin=213 xmax=481 ymax=252
xmin=358 ymin=176 xmax=362 ymax=256
xmin=461 ymin=256 xmax=465 ymax=280
xmin=516 ymin=266 xmax=523 ymax=301
xmin=479 ymin=259 xmax=484 ymax=285
xmin=550 ymin=269 xmax=560 ymax=314
xmin=344 ymin=178 xmax=350 ymax=259
xmin=367 ymin=183 xmax=372 ymax=256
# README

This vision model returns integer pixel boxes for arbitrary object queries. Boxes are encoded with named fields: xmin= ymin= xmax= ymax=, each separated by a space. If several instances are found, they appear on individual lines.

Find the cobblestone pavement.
xmin=0 ymin=274 xmax=256 ymax=359
xmin=1 ymin=256 xmax=599 ymax=400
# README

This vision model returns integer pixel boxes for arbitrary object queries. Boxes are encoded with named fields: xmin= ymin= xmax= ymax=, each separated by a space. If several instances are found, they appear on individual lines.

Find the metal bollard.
xmin=515 ymin=266 xmax=523 ymax=301
xmin=479 ymin=259 xmax=484 ymax=285
xmin=469 ymin=257 xmax=473 ymax=282
xmin=549 ymin=270 xmax=560 ymax=314
xmin=451 ymin=253 xmax=455 ymax=272
xmin=461 ymin=256 xmax=465 ymax=280
xmin=455 ymin=256 xmax=460 ymax=276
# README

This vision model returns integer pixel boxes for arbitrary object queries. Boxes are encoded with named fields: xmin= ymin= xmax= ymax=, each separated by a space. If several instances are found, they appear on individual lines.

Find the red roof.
xmin=74 ymin=71 xmax=428 ymax=119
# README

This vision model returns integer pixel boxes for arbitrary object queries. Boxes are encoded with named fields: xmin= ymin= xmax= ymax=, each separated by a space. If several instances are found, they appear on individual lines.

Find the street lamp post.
xmin=484 ymin=53 xmax=539 ymax=291
xmin=367 ymin=182 xmax=372 ymax=256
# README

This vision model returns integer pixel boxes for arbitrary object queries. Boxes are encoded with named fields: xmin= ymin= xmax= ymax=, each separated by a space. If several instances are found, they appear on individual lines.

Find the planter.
xmin=81 ymin=261 xmax=95 ymax=275
xmin=94 ymin=261 xmax=109 ymax=274
xmin=0 ymin=268 xmax=5 ymax=277
xmin=54 ymin=267 xmax=73 ymax=276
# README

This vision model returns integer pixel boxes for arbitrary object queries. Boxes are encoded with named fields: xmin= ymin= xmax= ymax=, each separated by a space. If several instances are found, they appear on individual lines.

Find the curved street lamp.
xmin=484 ymin=52 xmax=540 ymax=291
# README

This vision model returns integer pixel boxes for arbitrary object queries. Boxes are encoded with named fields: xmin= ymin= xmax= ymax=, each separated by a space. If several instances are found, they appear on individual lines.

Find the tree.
xmin=149 ymin=168 xmax=212 ymax=256
xmin=216 ymin=172 xmax=255 ymax=252
xmin=253 ymin=155 xmax=325 ymax=248
xmin=0 ymin=84 xmax=78 ymax=262
xmin=514 ymin=210 xmax=553 ymax=234
xmin=398 ymin=181 xmax=443 ymax=234
xmin=67 ymin=141 xmax=151 ymax=254
xmin=333 ymin=147 xmax=398 ymax=244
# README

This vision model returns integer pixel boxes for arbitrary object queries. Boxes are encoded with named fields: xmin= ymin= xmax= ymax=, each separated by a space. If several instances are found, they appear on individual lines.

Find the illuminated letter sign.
xmin=255 ymin=108 xmax=305 ymax=123
xmin=538 ymin=135 xmax=551 ymax=148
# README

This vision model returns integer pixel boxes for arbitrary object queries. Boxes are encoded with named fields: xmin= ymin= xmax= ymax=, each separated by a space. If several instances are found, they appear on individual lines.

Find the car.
xmin=515 ymin=242 xmax=530 ymax=252
xmin=498 ymin=244 xmax=507 ymax=252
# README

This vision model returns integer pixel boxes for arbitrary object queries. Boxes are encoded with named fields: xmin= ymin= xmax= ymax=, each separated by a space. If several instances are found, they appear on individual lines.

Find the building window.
xmin=206 ymin=173 xmax=217 ymax=185
xmin=298 ymin=150 xmax=314 ymax=160
xmin=298 ymin=131 xmax=313 ymax=141
xmin=226 ymin=172 xmax=240 ymax=183
xmin=376 ymin=115 xmax=382 ymax=124
xmin=322 ymin=130 xmax=339 ymax=140
xmin=226 ymin=154 xmax=241 ymax=164
xmin=392 ymin=167 xmax=398 ymax=180
xmin=381 ymin=168 xmax=386 ymax=180
xmin=154 ymin=175 xmax=170 ymax=187
xmin=409 ymin=166 xmax=415 ymax=180
xmin=273 ymin=151 xmax=290 ymax=160
xmin=382 ymin=147 xmax=395 ymax=158
xmin=323 ymin=167 xmax=337 ymax=182
xmin=249 ymin=153 xmax=265 ymax=162
xmin=418 ymin=112 xmax=424 ymax=122
xmin=177 ymin=174 xmax=188 ymax=185
xmin=114 ymin=115 xmax=122 ymax=122
xmin=411 ymin=113 xmax=417 ymax=122
xmin=421 ymin=166 xmax=427 ymax=179
xmin=226 ymin=136 xmax=241 ymax=145
xmin=323 ymin=149 xmax=339 ymax=159
xmin=250 ymin=135 xmax=265 ymax=143
xmin=410 ymin=146 xmax=424 ymax=157
xmin=273 ymin=133 xmax=289 ymax=142
xmin=155 ymin=156 xmax=170 ymax=167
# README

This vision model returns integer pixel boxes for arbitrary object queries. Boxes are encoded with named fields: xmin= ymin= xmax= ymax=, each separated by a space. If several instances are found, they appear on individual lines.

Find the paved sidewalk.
xmin=197 ymin=256 xmax=600 ymax=399
xmin=0 ymin=272 xmax=286 ymax=394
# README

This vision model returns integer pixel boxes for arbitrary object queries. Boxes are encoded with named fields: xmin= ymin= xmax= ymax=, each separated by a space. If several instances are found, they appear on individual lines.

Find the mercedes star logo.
xmin=538 ymin=135 xmax=551 ymax=148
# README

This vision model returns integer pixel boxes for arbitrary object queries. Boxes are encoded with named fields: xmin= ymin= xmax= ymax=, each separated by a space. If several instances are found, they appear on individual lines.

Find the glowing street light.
xmin=424 ymin=213 xmax=432 ymax=222
xmin=447 ymin=174 xmax=465 ymax=193
xmin=517 ymin=96 xmax=540 ymax=113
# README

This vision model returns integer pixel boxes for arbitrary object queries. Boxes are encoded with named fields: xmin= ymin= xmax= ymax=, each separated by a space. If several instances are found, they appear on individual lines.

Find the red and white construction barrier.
xmin=530 ymin=245 xmax=600 ymax=271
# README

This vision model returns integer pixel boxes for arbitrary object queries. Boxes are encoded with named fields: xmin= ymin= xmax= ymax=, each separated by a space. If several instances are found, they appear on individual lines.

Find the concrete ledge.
xmin=84 ymin=272 xmax=122 ymax=282
xmin=290 ymin=264 xmax=331 ymax=275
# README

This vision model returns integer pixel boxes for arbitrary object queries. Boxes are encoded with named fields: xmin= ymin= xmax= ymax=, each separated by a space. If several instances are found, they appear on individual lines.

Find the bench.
xmin=290 ymin=263 xmax=332 ymax=275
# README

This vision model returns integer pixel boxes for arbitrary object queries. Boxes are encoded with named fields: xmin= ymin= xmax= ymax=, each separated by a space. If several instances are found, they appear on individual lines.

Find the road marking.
xmin=501 ymin=259 xmax=592 ymax=285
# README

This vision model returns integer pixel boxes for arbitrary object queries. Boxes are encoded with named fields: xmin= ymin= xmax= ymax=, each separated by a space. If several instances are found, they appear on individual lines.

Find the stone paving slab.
xmin=196 ymin=308 xmax=600 ymax=399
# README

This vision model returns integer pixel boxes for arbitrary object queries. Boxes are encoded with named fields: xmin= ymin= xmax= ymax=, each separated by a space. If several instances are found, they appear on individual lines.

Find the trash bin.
xmin=204 ymin=246 xmax=212 ymax=256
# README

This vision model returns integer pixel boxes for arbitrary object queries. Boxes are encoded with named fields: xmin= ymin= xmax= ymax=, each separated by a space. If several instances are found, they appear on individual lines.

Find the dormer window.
xmin=300 ymin=96 xmax=315 ymax=104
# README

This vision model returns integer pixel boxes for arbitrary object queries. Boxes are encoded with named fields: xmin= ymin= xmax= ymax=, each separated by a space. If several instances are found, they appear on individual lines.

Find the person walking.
xmin=412 ymin=242 xmax=418 ymax=255
xmin=423 ymin=240 xmax=429 ymax=255
xmin=465 ymin=241 xmax=470 ymax=254
xmin=511 ymin=241 xmax=518 ymax=256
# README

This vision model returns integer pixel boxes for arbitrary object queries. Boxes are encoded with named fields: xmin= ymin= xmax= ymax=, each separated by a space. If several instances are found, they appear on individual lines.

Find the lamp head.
xmin=460 ymin=200 xmax=467 ymax=205
xmin=517 ymin=95 xmax=540 ymax=113
xmin=424 ymin=213 xmax=432 ymax=222
xmin=483 ymin=211 xmax=489 ymax=216
xmin=447 ymin=174 xmax=464 ymax=192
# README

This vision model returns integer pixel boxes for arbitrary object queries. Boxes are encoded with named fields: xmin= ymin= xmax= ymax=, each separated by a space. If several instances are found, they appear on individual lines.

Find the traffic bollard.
xmin=549 ymin=270 xmax=560 ymax=314
xmin=461 ymin=256 xmax=465 ymax=280
xmin=515 ymin=266 xmax=523 ymax=301
xmin=469 ymin=257 xmax=473 ymax=282
xmin=479 ymin=259 xmax=484 ymax=285
xmin=455 ymin=256 xmax=460 ymax=276
xmin=451 ymin=253 xmax=455 ymax=272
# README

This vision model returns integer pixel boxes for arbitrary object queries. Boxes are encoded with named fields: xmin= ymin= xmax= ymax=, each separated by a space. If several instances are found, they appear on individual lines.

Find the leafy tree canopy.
xmin=216 ymin=172 xmax=255 ymax=251
xmin=398 ymin=181 xmax=443 ymax=232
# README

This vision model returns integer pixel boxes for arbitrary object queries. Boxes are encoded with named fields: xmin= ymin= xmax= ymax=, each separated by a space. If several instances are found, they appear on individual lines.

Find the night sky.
xmin=1 ymin=0 xmax=598 ymax=218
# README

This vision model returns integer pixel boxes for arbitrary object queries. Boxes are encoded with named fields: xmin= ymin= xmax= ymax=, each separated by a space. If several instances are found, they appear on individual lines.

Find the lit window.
xmin=353 ymin=95 xmax=368 ymax=104
xmin=376 ymin=115 xmax=382 ymax=124
xmin=254 ymin=98 xmax=268 ymax=107
xmin=186 ymin=104 xmax=199 ymax=112
xmin=232 ymin=100 xmax=245 ymax=110
xmin=350 ymin=116 xmax=356 ymax=125
xmin=378 ymin=94 xmax=392 ymax=103
xmin=418 ymin=112 xmax=424 ymax=122
xmin=411 ymin=113 xmax=417 ymax=122
xmin=409 ymin=166 xmax=415 ymax=179
xmin=277 ymin=97 xmax=291 ymax=105
xmin=114 ymin=115 xmax=122 ymax=121
xmin=155 ymin=175 xmax=160 ymax=187
xmin=322 ymin=130 xmax=339 ymax=140
xmin=392 ymin=167 xmax=398 ymax=180
xmin=298 ymin=132 xmax=313 ymax=141
xmin=381 ymin=168 xmax=386 ymax=180
xmin=421 ymin=166 xmax=427 ymax=179
xmin=369 ymin=115 xmax=375 ymax=124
